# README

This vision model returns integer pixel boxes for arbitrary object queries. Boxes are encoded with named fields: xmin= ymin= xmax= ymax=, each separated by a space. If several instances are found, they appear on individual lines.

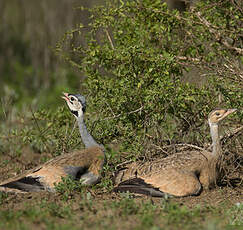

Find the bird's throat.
xmin=210 ymin=123 xmax=221 ymax=157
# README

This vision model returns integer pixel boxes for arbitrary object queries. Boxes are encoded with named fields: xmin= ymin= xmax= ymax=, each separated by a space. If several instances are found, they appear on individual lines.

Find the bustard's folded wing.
xmin=0 ymin=147 xmax=104 ymax=193
xmin=113 ymin=177 xmax=166 ymax=197
xmin=0 ymin=164 xmax=87 ymax=192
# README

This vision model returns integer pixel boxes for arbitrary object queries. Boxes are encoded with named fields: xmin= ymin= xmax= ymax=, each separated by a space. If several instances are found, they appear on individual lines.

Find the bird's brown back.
xmin=115 ymin=150 xmax=211 ymax=184
xmin=0 ymin=146 xmax=105 ymax=186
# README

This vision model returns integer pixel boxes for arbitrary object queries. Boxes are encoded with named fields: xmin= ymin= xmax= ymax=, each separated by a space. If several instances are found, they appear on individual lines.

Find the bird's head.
xmin=62 ymin=92 xmax=86 ymax=118
xmin=208 ymin=108 xmax=237 ymax=125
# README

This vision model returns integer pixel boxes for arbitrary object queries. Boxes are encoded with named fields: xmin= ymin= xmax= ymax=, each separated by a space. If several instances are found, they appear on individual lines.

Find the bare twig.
xmin=116 ymin=160 xmax=134 ymax=168
xmin=195 ymin=11 xmax=243 ymax=55
xmin=206 ymin=126 xmax=243 ymax=150
xmin=103 ymin=106 xmax=143 ymax=120
xmin=29 ymin=106 xmax=51 ymax=152
xmin=70 ymin=120 xmax=77 ymax=138
xmin=176 ymin=56 xmax=201 ymax=62
xmin=157 ymin=143 xmax=207 ymax=152
xmin=150 ymin=144 xmax=170 ymax=156
xmin=105 ymin=29 xmax=114 ymax=50
xmin=105 ymin=101 xmax=116 ymax=117
xmin=223 ymin=64 xmax=243 ymax=81
xmin=29 ymin=106 xmax=42 ymax=135
xmin=221 ymin=126 xmax=243 ymax=143
xmin=170 ymin=143 xmax=207 ymax=152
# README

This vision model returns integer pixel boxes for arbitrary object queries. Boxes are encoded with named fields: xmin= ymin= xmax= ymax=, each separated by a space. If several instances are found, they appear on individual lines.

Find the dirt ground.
xmin=0 ymin=148 xmax=242 ymax=209
xmin=0 ymin=185 xmax=242 ymax=211
xmin=0 ymin=147 xmax=242 ymax=230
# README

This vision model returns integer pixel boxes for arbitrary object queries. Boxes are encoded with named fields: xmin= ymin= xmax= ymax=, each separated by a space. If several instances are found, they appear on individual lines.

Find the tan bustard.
xmin=113 ymin=109 xmax=237 ymax=197
xmin=0 ymin=93 xmax=105 ymax=193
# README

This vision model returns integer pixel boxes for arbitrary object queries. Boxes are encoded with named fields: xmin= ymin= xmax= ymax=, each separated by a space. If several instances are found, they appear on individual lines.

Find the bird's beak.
xmin=61 ymin=92 xmax=69 ymax=101
xmin=223 ymin=109 xmax=237 ymax=119
xmin=226 ymin=108 xmax=237 ymax=115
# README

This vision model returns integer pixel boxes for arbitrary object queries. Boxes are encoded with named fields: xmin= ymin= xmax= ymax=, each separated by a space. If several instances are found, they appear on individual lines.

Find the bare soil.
xmin=0 ymin=149 xmax=242 ymax=209
xmin=0 ymin=148 xmax=242 ymax=230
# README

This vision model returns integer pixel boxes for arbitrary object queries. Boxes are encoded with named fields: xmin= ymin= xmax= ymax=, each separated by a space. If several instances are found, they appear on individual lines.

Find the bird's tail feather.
xmin=0 ymin=177 xmax=44 ymax=192
xmin=113 ymin=178 xmax=166 ymax=197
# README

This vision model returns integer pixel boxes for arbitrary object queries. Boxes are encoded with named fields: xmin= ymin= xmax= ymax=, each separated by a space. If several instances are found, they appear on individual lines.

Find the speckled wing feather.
xmin=115 ymin=151 xmax=209 ymax=182
xmin=114 ymin=150 xmax=210 ymax=197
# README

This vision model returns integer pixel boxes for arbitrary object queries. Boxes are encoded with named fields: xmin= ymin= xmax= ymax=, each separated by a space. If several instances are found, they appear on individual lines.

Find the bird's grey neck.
xmin=77 ymin=115 xmax=99 ymax=148
xmin=209 ymin=122 xmax=221 ymax=157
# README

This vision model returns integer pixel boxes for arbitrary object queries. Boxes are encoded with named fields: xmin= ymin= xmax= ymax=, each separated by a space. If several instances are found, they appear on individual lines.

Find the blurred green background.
xmin=0 ymin=0 xmax=191 ymax=112
xmin=0 ymin=0 xmax=105 ymax=112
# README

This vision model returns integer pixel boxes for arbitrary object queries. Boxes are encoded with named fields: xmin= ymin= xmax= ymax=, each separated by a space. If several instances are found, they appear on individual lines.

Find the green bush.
xmin=56 ymin=0 xmax=242 ymax=160
xmin=0 ymin=106 xmax=81 ymax=158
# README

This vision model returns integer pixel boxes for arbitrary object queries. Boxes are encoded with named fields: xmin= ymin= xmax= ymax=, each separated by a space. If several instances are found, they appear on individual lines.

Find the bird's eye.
xmin=215 ymin=112 xmax=220 ymax=116
xmin=70 ymin=97 xmax=75 ymax=101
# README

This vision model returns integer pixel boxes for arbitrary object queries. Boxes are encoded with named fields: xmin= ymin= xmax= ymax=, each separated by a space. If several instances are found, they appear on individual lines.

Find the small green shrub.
xmin=0 ymin=192 xmax=8 ymax=205
xmin=55 ymin=176 xmax=86 ymax=201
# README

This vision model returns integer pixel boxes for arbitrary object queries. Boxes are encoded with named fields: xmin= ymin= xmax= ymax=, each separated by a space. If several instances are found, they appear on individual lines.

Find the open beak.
xmin=61 ymin=92 xmax=69 ymax=101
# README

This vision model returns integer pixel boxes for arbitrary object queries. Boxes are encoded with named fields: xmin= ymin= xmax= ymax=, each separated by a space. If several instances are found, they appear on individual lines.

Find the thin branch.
xmin=176 ymin=56 xmax=201 ymax=62
xmin=223 ymin=63 xmax=243 ymax=81
xmin=29 ymin=106 xmax=42 ymax=134
xmin=105 ymin=29 xmax=114 ymax=50
xmin=29 ymin=106 xmax=51 ymax=152
xmin=206 ymin=125 xmax=243 ymax=150
xmin=116 ymin=160 xmax=134 ymax=168
xmin=70 ymin=120 xmax=77 ymax=138
xmin=105 ymin=101 xmax=116 ymax=117
xmin=221 ymin=126 xmax=243 ymax=143
xmin=150 ymin=144 xmax=170 ymax=156
xmin=169 ymin=143 xmax=207 ymax=152
xmin=195 ymin=11 xmax=243 ymax=55
xmin=103 ymin=106 xmax=143 ymax=120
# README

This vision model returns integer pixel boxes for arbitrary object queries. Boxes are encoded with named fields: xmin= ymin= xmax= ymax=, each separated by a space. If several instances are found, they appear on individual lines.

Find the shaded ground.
xmin=0 ymin=186 xmax=242 ymax=230
xmin=1 ymin=184 xmax=242 ymax=210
